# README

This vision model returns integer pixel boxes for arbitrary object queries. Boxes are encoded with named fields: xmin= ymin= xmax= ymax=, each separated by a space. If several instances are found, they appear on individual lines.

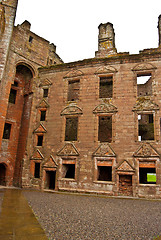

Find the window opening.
xmin=37 ymin=135 xmax=43 ymax=146
xmin=139 ymin=167 xmax=156 ymax=184
xmin=45 ymin=171 xmax=56 ymax=189
xmin=137 ymin=73 xmax=152 ymax=96
xmin=40 ymin=110 xmax=46 ymax=121
xmin=29 ymin=36 xmax=33 ymax=43
xmin=68 ymin=80 xmax=80 ymax=101
xmin=12 ymin=81 xmax=18 ymax=87
xmin=9 ymin=88 xmax=17 ymax=104
xmin=43 ymin=89 xmax=48 ymax=98
xmin=3 ymin=123 xmax=11 ymax=139
xmin=97 ymin=166 xmax=112 ymax=181
xmin=98 ymin=116 xmax=112 ymax=142
xmin=138 ymin=114 xmax=154 ymax=141
xmin=34 ymin=162 xmax=40 ymax=178
xmin=65 ymin=117 xmax=78 ymax=141
xmin=99 ymin=76 xmax=113 ymax=98
xmin=62 ymin=164 xmax=75 ymax=179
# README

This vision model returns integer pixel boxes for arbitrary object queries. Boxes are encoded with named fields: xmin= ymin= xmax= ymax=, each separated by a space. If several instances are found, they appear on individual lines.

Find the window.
xmin=12 ymin=81 xmax=18 ymax=87
xmin=68 ymin=80 xmax=80 ymax=101
xmin=137 ymin=73 xmax=152 ymax=97
xmin=62 ymin=164 xmax=75 ymax=179
xmin=98 ymin=116 xmax=112 ymax=142
xmin=40 ymin=110 xmax=46 ymax=121
xmin=34 ymin=162 xmax=40 ymax=178
xmin=3 ymin=123 xmax=11 ymax=139
xmin=65 ymin=117 xmax=78 ymax=141
xmin=99 ymin=76 xmax=113 ymax=98
xmin=97 ymin=166 xmax=112 ymax=181
xmin=138 ymin=114 xmax=154 ymax=141
xmin=9 ymin=88 xmax=17 ymax=104
xmin=43 ymin=89 xmax=48 ymax=98
xmin=139 ymin=167 xmax=156 ymax=184
xmin=29 ymin=36 xmax=33 ymax=43
xmin=37 ymin=135 xmax=43 ymax=146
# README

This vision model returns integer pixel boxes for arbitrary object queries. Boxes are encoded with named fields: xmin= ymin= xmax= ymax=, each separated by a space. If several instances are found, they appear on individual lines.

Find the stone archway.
xmin=0 ymin=163 xmax=6 ymax=186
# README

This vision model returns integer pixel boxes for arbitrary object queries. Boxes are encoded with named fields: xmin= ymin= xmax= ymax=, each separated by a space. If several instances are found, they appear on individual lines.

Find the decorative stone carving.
xmin=36 ymin=99 xmax=50 ymax=108
xmin=31 ymin=149 xmax=44 ymax=160
xmin=132 ymin=63 xmax=156 ymax=72
xmin=93 ymin=143 xmax=116 ymax=157
xmin=61 ymin=105 xmax=83 ymax=116
xmin=34 ymin=123 xmax=47 ymax=133
xmin=95 ymin=66 xmax=117 ymax=74
xmin=39 ymin=78 xmax=52 ymax=87
xmin=133 ymin=99 xmax=159 ymax=111
xmin=93 ymin=103 xmax=117 ymax=114
xmin=134 ymin=143 xmax=160 ymax=158
xmin=64 ymin=70 xmax=84 ymax=79
xmin=116 ymin=160 xmax=135 ymax=172
xmin=43 ymin=155 xmax=58 ymax=168
xmin=0 ymin=4 xmax=5 ymax=37
xmin=57 ymin=143 xmax=79 ymax=156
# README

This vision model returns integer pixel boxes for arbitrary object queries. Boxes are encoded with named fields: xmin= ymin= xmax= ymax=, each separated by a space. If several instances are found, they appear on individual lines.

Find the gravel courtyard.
xmin=23 ymin=190 xmax=161 ymax=240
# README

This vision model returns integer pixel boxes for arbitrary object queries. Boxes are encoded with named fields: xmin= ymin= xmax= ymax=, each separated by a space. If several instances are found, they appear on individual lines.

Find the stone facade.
xmin=0 ymin=0 xmax=161 ymax=198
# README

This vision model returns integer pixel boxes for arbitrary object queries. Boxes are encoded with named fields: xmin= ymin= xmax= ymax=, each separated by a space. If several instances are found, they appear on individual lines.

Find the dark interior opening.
xmin=37 ymin=135 xmax=43 ymax=146
xmin=40 ymin=110 xmax=46 ymax=121
xmin=138 ymin=114 xmax=154 ymax=141
xmin=0 ymin=164 xmax=6 ymax=186
xmin=43 ymin=89 xmax=48 ymax=98
xmin=99 ymin=76 xmax=113 ymax=98
xmin=65 ymin=117 xmax=78 ymax=141
xmin=97 ymin=166 xmax=112 ymax=181
xmin=46 ymin=171 xmax=56 ymax=190
xmin=3 ymin=123 xmax=11 ymax=139
xmin=98 ymin=116 xmax=112 ymax=142
xmin=34 ymin=162 xmax=40 ymax=178
xmin=68 ymin=80 xmax=80 ymax=101
xmin=9 ymin=88 xmax=17 ymax=104
xmin=62 ymin=164 xmax=75 ymax=179
xmin=139 ymin=167 xmax=156 ymax=184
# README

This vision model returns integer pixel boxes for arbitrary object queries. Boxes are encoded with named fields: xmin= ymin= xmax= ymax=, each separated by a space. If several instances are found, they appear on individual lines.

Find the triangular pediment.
xmin=37 ymin=99 xmax=50 ymax=109
xmin=93 ymin=103 xmax=117 ymax=114
xmin=64 ymin=70 xmax=84 ymax=79
xmin=34 ymin=123 xmax=47 ymax=133
xmin=132 ymin=63 xmax=156 ymax=71
xmin=95 ymin=66 xmax=118 ymax=74
xmin=93 ymin=143 xmax=116 ymax=157
xmin=39 ymin=78 xmax=52 ymax=87
xmin=57 ymin=143 xmax=79 ymax=156
xmin=43 ymin=155 xmax=58 ymax=168
xmin=134 ymin=143 xmax=160 ymax=158
xmin=116 ymin=160 xmax=135 ymax=172
xmin=31 ymin=149 xmax=44 ymax=160
xmin=133 ymin=99 xmax=159 ymax=111
xmin=61 ymin=105 xmax=83 ymax=115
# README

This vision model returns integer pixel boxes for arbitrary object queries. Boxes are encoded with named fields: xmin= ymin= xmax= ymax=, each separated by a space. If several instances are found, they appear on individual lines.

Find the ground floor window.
xmin=34 ymin=162 xmax=40 ymax=178
xmin=62 ymin=163 xmax=75 ymax=179
xmin=139 ymin=167 xmax=156 ymax=184
xmin=97 ymin=166 xmax=112 ymax=181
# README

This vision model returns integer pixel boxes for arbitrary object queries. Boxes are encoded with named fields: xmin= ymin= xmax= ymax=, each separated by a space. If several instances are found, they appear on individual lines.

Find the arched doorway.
xmin=0 ymin=164 xmax=6 ymax=186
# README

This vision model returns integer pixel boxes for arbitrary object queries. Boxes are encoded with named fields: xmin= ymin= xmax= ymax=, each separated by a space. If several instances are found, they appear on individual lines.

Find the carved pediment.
xmin=34 ymin=123 xmax=47 ymax=133
xmin=134 ymin=143 xmax=160 ymax=158
xmin=116 ymin=160 xmax=135 ymax=172
xmin=64 ymin=70 xmax=84 ymax=79
xmin=61 ymin=105 xmax=83 ymax=115
xmin=93 ymin=103 xmax=117 ymax=114
xmin=31 ymin=149 xmax=44 ymax=160
xmin=37 ymin=99 xmax=50 ymax=108
xmin=132 ymin=63 xmax=157 ymax=71
xmin=39 ymin=78 xmax=52 ymax=87
xmin=133 ymin=99 xmax=159 ymax=111
xmin=93 ymin=143 xmax=116 ymax=157
xmin=57 ymin=143 xmax=79 ymax=156
xmin=43 ymin=155 xmax=58 ymax=168
xmin=95 ymin=66 xmax=117 ymax=74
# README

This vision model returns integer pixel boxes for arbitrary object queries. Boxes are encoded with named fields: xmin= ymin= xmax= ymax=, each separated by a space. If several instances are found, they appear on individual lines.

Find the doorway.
xmin=45 ymin=171 xmax=56 ymax=190
xmin=119 ymin=175 xmax=133 ymax=196
xmin=0 ymin=164 xmax=6 ymax=186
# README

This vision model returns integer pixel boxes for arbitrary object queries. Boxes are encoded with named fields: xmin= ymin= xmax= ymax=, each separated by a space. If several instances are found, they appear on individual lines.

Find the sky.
xmin=15 ymin=0 xmax=161 ymax=63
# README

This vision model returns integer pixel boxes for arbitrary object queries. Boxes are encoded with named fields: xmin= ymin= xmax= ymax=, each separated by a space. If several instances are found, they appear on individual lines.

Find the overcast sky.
xmin=15 ymin=0 xmax=161 ymax=63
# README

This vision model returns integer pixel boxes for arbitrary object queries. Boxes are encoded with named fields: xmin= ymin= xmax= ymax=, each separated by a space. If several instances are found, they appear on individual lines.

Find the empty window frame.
xmin=43 ymin=88 xmax=48 ymax=98
xmin=139 ymin=166 xmax=156 ymax=184
xmin=29 ymin=36 xmax=33 ymax=43
xmin=138 ymin=114 xmax=154 ymax=141
xmin=99 ymin=76 xmax=113 ymax=98
xmin=68 ymin=80 xmax=80 ymax=101
xmin=65 ymin=117 xmax=78 ymax=141
xmin=137 ymin=73 xmax=152 ymax=97
xmin=37 ymin=135 xmax=43 ymax=146
xmin=3 ymin=123 xmax=11 ymax=139
xmin=97 ymin=166 xmax=112 ymax=181
xmin=62 ymin=163 xmax=75 ymax=179
xmin=9 ymin=88 xmax=17 ymax=104
xmin=98 ymin=116 xmax=112 ymax=142
xmin=40 ymin=110 xmax=46 ymax=121
xmin=34 ymin=162 xmax=40 ymax=178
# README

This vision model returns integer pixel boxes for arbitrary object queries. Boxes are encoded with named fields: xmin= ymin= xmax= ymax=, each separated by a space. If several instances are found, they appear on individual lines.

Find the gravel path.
xmin=23 ymin=190 xmax=161 ymax=240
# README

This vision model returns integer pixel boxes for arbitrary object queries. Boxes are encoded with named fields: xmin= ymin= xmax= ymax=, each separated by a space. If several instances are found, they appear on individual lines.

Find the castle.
xmin=1 ymin=0 xmax=161 ymax=198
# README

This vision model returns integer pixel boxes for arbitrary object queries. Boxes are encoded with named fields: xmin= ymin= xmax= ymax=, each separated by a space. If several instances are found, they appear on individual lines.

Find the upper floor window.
xmin=98 ymin=116 xmax=112 ymax=142
xmin=43 ymin=88 xmax=48 ymax=98
xmin=3 ymin=123 xmax=11 ymax=139
xmin=99 ymin=76 xmax=113 ymax=98
xmin=65 ymin=117 xmax=78 ymax=141
xmin=68 ymin=80 xmax=80 ymax=101
xmin=137 ymin=73 xmax=152 ymax=97
xmin=9 ymin=88 xmax=17 ymax=104
xmin=138 ymin=114 xmax=154 ymax=141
